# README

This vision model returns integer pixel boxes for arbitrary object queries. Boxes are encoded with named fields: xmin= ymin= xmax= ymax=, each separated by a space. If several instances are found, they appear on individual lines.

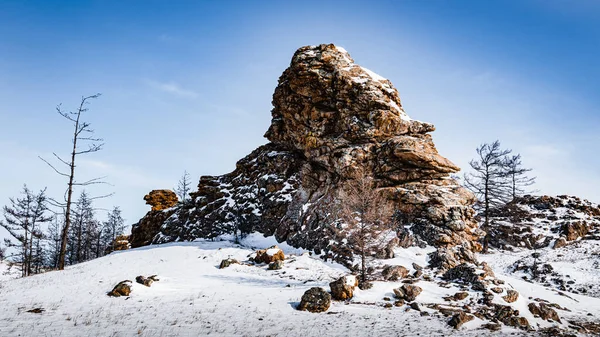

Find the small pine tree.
xmin=1 ymin=185 xmax=52 ymax=277
xmin=102 ymin=206 xmax=126 ymax=253
xmin=175 ymin=171 xmax=192 ymax=204
xmin=46 ymin=215 xmax=63 ymax=269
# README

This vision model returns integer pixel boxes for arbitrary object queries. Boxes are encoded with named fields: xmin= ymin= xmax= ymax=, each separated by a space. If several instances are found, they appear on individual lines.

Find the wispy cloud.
xmin=145 ymin=80 xmax=199 ymax=98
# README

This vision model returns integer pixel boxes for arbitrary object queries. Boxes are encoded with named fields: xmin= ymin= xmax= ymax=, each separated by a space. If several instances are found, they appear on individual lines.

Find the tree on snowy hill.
xmin=66 ymin=191 xmax=108 ymax=264
xmin=1 ymin=185 xmax=52 ymax=277
xmin=330 ymin=170 xmax=394 ymax=288
xmin=464 ymin=141 xmax=512 ymax=251
xmin=39 ymin=93 xmax=112 ymax=270
xmin=102 ymin=206 xmax=126 ymax=252
xmin=45 ymin=215 xmax=63 ymax=269
xmin=175 ymin=171 xmax=192 ymax=205
xmin=463 ymin=141 xmax=536 ymax=252
xmin=504 ymin=154 xmax=536 ymax=200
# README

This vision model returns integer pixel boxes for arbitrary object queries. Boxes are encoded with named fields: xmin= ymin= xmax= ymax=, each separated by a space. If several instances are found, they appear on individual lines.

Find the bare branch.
xmin=73 ymin=176 xmax=113 ymax=186
xmin=52 ymin=152 xmax=71 ymax=167
xmin=88 ymin=192 xmax=115 ymax=201
xmin=38 ymin=156 xmax=69 ymax=177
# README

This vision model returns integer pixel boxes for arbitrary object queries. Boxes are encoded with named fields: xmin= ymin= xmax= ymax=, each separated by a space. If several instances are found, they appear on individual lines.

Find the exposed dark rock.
xmin=453 ymin=292 xmax=469 ymax=301
xmin=329 ymin=275 xmax=358 ymax=301
xmin=381 ymin=265 xmax=409 ymax=281
xmin=448 ymin=311 xmax=474 ymax=329
xmin=502 ymin=289 xmax=519 ymax=303
xmin=268 ymin=260 xmax=284 ymax=270
xmin=393 ymin=284 xmax=422 ymax=302
xmin=135 ymin=275 xmax=155 ymax=287
xmin=219 ymin=258 xmax=240 ymax=269
xmin=107 ymin=280 xmax=132 ymax=297
xmin=298 ymin=287 xmax=331 ymax=313
xmin=528 ymin=302 xmax=561 ymax=323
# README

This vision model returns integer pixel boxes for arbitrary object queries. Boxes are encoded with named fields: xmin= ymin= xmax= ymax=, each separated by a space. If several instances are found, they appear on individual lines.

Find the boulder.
xmin=503 ymin=316 xmax=530 ymax=330
xmin=443 ymin=263 xmax=486 ymax=284
xmin=481 ymin=323 xmax=502 ymax=331
xmin=528 ymin=302 xmax=561 ymax=323
xmin=329 ymin=275 xmax=358 ymax=300
xmin=297 ymin=287 xmax=331 ymax=313
xmin=107 ymin=280 xmax=132 ymax=297
xmin=562 ymin=221 xmax=589 ymax=241
xmin=393 ymin=284 xmax=422 ymax=302
xmin=268 ymin=260 xmax=284 ymax=270
xmin=381 ymin=265 xmax=409 ymax=281
xmin=219 ymin=258 xmax=240 ymax=269
xmin=553 ymin=237 xmax=568 ymax=249
xmin=448 ymin=311 xmax=474 ymax=329
xmin=453 ymin=292 xmax=469 ymax=301
xmin=254 ymin=246 xmax=285 ymax=264
xmin=135 ymin=275 xmax=154 ymax=287
xmin=502 ymin=289 xmax=519 ymax=303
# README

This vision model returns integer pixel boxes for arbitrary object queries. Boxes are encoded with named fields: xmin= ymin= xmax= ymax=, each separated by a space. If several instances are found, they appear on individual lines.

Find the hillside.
xmin=0 ymin=234 xmax=598 ymax=336
xmin=485 ymin=195 xmax=600 ymax=298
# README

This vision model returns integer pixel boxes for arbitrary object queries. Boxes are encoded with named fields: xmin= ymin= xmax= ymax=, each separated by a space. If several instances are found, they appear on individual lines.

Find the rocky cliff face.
xmin=130 ymin=44 xmax=483 ymax=268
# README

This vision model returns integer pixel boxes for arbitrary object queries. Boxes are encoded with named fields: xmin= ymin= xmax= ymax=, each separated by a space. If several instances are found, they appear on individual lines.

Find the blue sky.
xmin=1 ymin=0 xmax=599 ymax=229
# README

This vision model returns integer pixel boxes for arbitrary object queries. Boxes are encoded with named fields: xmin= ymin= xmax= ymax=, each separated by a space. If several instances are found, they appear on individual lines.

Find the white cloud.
xmin=145 ymin=80 xmax=199 ymax=98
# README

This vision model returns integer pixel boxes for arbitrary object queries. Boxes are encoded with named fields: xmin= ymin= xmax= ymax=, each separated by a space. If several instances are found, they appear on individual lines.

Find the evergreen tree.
xmin=102 ymin=206 xmax=125 ymax=253
xmin=68 ymin=191 xmax=97 ymax=264
xmin=45 ymin=215 xmax=63 ymax=269
xmin=1 ymin=185 xmax=52 ymax=277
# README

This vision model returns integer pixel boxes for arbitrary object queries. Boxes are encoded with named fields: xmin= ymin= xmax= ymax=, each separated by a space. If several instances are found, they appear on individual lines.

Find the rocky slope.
xmin=487 ymin=195 xmax=600 ymax=250
xmin=484 ymin=195 xmax=600 ymax=298
xmin=131 ymin=44 xmax=483 ymax=269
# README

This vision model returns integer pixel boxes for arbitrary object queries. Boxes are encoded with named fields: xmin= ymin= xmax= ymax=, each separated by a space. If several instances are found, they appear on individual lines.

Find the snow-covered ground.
xmin=0 ymin=260 xmax=19 ymax=282
xmin=481 ymin=240 xmax=600 ymax=298
xmin=0 ymin=234 xmax=598 ymax=336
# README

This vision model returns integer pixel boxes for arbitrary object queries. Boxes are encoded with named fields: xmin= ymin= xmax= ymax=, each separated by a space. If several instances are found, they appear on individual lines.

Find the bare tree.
xmin=39 ymin=94 xmax=109 ymax=270
xmin=1 ymin=185 xmax=52 ymax=277
xmin=504 ymin=154 xmax=536 ymax=200
xmin=175 ymin=170 xmax=192 ymax=204
xmin=331 ymin=170 xmax=394 ymax=286
xmin=463 ymin=141 xmax=512 ymax=252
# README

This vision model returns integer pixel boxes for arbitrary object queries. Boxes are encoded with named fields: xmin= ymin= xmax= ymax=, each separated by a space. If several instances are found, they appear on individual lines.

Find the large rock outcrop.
xmin=130 ymin=190 xmax=178 ymax=248
xmin=131 ymin=44 xmax=483 ymax=268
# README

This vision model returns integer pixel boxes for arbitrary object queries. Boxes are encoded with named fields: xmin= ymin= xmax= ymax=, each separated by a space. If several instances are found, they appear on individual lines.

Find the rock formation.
xmin=130 ymin=190 xmax=178 ymax=248
xmin=130 ymin=44 xmax=483 ymax=268
xmin=144 ymin=190 xmax=178 ymax=211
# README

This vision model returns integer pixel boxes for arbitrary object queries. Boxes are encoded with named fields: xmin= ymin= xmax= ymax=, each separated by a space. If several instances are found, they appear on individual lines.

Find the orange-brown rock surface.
xmin=131 ymin=44 xmax=483 ymax=268
xmin=144 ymin=190 xmax=178 ymax=211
